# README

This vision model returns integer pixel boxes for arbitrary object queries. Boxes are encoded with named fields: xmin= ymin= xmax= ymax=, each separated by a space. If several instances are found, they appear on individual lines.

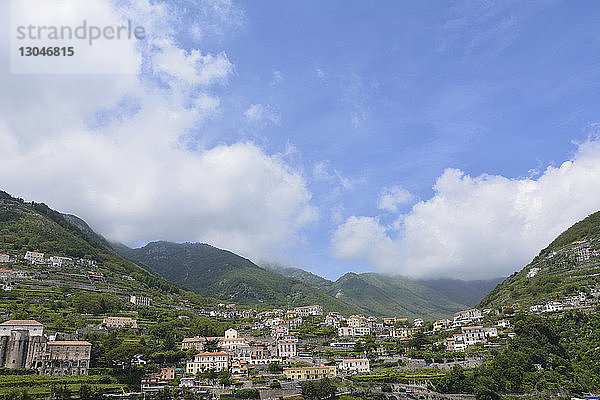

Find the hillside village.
xmin=4 ymin=247 xmax=599 ymax=400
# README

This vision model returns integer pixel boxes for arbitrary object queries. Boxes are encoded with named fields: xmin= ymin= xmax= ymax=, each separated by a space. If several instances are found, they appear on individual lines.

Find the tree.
xmin=4 ymin=389 xmax=32 ymax=400
xmin=79 ymin=385 xmax=103 ymax=400
xmin=51 ymin=385 xmax=72 ymax=400
xmin=203 ymin=338 xmax=221 ymax=353
xmin=267 ymin=361 xmax=283 ymax=373
xmin=301 ymin=378 xmax=336 ymax=400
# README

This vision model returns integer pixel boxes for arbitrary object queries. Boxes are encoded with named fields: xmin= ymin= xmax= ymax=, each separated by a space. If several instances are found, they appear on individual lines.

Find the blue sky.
xmin=1 ymin=0 xmax=600 ymax=280
xmin=180 ymin=0 xmax=600 ymax=278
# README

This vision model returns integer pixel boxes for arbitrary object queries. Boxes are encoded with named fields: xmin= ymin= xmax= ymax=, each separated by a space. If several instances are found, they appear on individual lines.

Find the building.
xmin=284 ymin=365 xmax=337 ymax=380
xmin=347 ymin=315 xmax=367 ymax=328
xmin=0 ymin=320 xmax=44 ymax=337
xmin=433 ymin=319 xmax=451 ymax=331
xmin=453 ymin=308 xmax=483 ymax=326
xmin=497 ymin=319 xmax=511 ymax=329
xmin=390 ymin=326 xmax=416 ymax=339
xmin=181 ymin=337 xmax=218 ymax=351
xmin=294 ymin=305 xmax=323 ymax=317
xmin=49 ymin=256 xmax=73 ymax=267
xmin=338 ymin=326 xmax=371 ymax=337
xmin=24 ymin=251 xmax=45 ymax=265
xmin=130 ymin=295 xmax=152 ymax=307
xmin=103 ymin=316 xmax=138 ymax=329
xmin=186 ymin=352 xmax=230 ymax=374
xmin=38 ymin=341 xmax=92 ymax=376
xmin=224 ymin=328 xmax=238 ymax=339
xmin=461 ymin=326 xmax=486 ymax=346
xmin=338 ymin=358 xmax=370 ymax=373
xmin=543 ymin=301 xmax=564 ymax=313
xmin=141 ymin=376 xmax=167 ymax=394
xmin=0 ymin=254 xmax=11 ymax=263
xmin=277 ymin=338 xmax=297 ymax=358
xmin=0 ymin=320 xmax=45 ymax=369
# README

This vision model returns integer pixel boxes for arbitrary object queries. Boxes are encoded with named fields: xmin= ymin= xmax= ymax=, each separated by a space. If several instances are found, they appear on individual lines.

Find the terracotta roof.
xmin=195 ymin=352 xmax=228 ymax=356
xmin=48 ymin=341 xmax=91 ymax=346
xmin=0 ymin=320 xmax=43 ymax=326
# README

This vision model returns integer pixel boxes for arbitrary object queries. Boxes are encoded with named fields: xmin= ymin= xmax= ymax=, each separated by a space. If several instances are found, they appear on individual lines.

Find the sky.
xmin=0 ymin=0 xmax=599 ymax=280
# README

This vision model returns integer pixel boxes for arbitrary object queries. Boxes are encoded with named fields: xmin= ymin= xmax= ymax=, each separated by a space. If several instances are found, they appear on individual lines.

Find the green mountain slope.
xmin=480 ymin=210 xmax=600 ymax=310
xmin=0 ymin=190 xmax=213 ymax=306
xmin=264 ymin=263 xmax=501 ymax=319
xmin=117 ymin=241 xmax=360 ymax=314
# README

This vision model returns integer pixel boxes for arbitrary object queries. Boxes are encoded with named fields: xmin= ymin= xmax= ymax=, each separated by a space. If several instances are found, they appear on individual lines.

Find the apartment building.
xmin=284 ymin=365 xmax=337 ymax=380
xmin=186 ymin=352 xmax=230 ymax=374
xmin=338 ymin=358 xmax=370 ymax=373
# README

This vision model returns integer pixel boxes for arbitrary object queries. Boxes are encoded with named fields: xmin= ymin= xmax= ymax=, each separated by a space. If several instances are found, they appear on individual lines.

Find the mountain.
xmin=263 ymin=263 xmax=501 ymax=319
xmin=116 ymin=241 xmax=360 ymax=314
xmin=479 ymin=210 xmax=600 ymax=310
xmin=0 ymin=189 xmax=219 ymax=313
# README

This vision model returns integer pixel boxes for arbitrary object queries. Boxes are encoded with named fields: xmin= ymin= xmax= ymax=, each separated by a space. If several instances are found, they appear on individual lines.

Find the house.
xmin=433 ymin=319 xmax=451 ymax=331
xmin=0 ymin=254 xmax=11 ymax=263
xmin=103 ymin=316 xmax=138 ymax=329
xmin=461 ymin=326 xmax=486 ymax=346
xmin=157 ymin=367 xmax=175 ymax=380
xmin=453 ymin=308 xmax=483 ymax=326
xmin=497 ymin=319 xmax=511 ymax=329
xmin=338 ymin=358 xmax=370 ymax=373
xmin=543 ymin=301 xmax=564 ymax=313
xmin=224 ymin=328 xmax=238 ymax=339
xmin=390 ymin=326 xmax=416 ymax=339
xmin=413 ymin=318 xmax=424 ymax=327
xmin=38 ymin=341 xmax=92 ymax=376
xmin=347 ymin=315 xmax=367 ymax=328
xmin=24 ymin=251 xmax=45 ymax=265
xmin=277 ymin=338 xmax=297 ymax=358
xmin=141 ymin=376 xmax=167 ymax=394
xmin=284 ymin=365 xmax=337 ymax=380
xmin=294 ymin=305 xmax=323 ymax=317
xmin=383 ymin=317 xmax=397 ymax=325
xmin=130 ymin=295 xmax=152 ymax=307
xmin=49 ymin=256 xmax=73 ymax=267
xmin=186 ymin=352 xmax=230 ymax=374
xmin=338 ymin=326 xmax=371 ymax=337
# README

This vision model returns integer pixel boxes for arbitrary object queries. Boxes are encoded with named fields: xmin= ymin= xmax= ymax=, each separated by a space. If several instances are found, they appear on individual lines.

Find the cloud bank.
xmin=332 ymin=138 xmax=600 ymax=279
xmin=0 ymin=0 xmax=316 ymax=259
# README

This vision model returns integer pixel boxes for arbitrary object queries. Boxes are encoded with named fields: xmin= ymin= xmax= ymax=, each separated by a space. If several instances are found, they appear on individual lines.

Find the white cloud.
xmin=270 ymin=70 xmax=283 ymax=87
xmin=244 ymin=103 xmax=280 ymax=125
xmin=0 ymin=0 xmax=316 ymax=260
xmin=312 ymin=161 xmax=364 ymax=190
xmin=377 ymin=186 xmax=414 ymax=213
xmin=331 ymin=138 xmax=600 ymax=279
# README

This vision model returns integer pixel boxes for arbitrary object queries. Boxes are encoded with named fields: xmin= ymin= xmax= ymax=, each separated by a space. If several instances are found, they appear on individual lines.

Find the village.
xmin=1 ymin=249 xmax=599 ymax=399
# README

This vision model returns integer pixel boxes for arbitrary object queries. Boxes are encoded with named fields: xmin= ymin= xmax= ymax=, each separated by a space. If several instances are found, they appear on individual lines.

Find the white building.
xmin=338 ymin=358 xmax=370 ymax=373
xmin=0 ymin=254 xmax=11 ymax=263
xmin=186 ymin=352 xmax=230 ymax=374
xmin=338 ymin=326 xmax=371 ymax=337
xmin=543 ymin=301 xmax=564 ymax=313
xmin=294 ymin=305 xmax=323 ymax=317
xmin=461 ymin=326 xmax=486 ymax=346
xmin=453 ymin=308 xmax=483 ymax=326
xmin=24 ymin=251 xmax=45 ymax=265
xmin=224 ymin=328 xmax=238 ymax=339
xmin=49 ymin=256 xmax=73 ymax=267
xmin=130 ymin=295 xmax=152 ymax=307
xmin=277 ymin=338 xmax=297 ymax=358
xmin=527 ymin=267 xmax=540 ymax=278
xmin=0 ymin=320 xmax=44 ymax=337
